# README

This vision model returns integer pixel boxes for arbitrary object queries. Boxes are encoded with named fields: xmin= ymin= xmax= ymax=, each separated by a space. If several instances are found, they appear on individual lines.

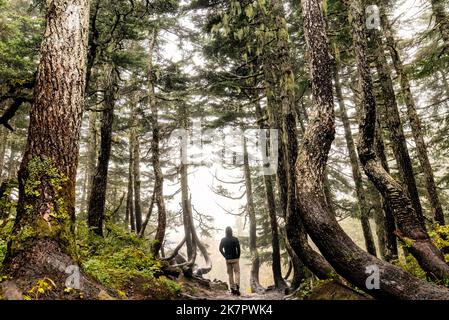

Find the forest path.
xmin=207 ymin=290 xmax=285 ymax=300
xmin=181 ymin=278 xmax=287 ymax=300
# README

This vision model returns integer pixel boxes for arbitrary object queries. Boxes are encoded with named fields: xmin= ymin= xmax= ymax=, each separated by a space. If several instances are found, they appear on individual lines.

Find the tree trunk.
xmin=243 ymin=136 xmax=263 ymax=293
xmin=0 ymin=128 xmax=8 ymax=180
xmin=262 ymin=0 xmax=333 ymax=281
xmin=148 ymin=30 xmax=167 ymax=257
xmin=6 ymin=140 xmax=17 ymax=180
xmin=294 ymin=0 xmax=449 ymax=299
xmin=179 ymin=105 xmax=195 ymax=265
xmin=180 ymin=160 xmax=194 ymax=261
xmin=353 ymin=0 xmax=449 ymax=281
xmin=81 ymin=110 xmax=97 ymax=213
xmin=255 ymin=103 xmax=286 ymax=290
xmin=133 ymin=118 xmax=143 ymax=233
xmin=333 ymin=61 xmax=377 ymax=256
xmin=177 ymin=138 xmax=211 ymax=275
xmin=374 ymin=113 xmax=398 ymax=261
xmin=380 ymin=10 xmax=445 ymax=225
xmin=5 ymin=0 xmax=90 ymax=272
xmin=283 ymin=231 xmax=307 ymax=292
xmin=87 ymin=65 xmax=116 ymax=236
xmin=371 ymin=30 xmax=426 ymax=229
xmin=126 ymin=108 xmax=135 ymax=232
xmin=430 ymin=0 xmax=449 ymax=44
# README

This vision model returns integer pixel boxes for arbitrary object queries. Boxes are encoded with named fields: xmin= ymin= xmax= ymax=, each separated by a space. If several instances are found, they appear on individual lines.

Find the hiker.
xmin=219 ymin=226 xmax=241 ymax=295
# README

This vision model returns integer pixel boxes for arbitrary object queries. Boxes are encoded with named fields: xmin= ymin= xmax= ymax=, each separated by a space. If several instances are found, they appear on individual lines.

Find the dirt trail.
xmin=181 ymin=278 xmax=286 ymax=300
xmin=207 ymin=291 xmax=285 ymax=300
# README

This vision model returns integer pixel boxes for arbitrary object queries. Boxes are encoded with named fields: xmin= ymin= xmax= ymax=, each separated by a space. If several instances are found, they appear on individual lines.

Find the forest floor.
xmin=178 ymin=276 xmax=371 ymax=301
xmin=179 ymin=277 xmax=286 ymax=300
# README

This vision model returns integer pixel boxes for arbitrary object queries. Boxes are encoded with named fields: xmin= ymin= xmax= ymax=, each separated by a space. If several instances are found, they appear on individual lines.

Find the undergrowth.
xmin=76 ymin=220 xmax=182 ymax=299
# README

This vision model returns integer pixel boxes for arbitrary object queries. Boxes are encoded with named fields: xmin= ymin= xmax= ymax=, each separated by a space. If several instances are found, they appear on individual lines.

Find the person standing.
xmin=219 ymin=226 xmax=241 ymax=295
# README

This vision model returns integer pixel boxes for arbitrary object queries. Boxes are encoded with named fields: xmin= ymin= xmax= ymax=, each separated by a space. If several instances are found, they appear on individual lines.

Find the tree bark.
xmin=243 ymin=136 xmax=263 ymax=293
xmin=295 ymin=0 xmax=449 ymax=299
xmin=380 ymin=10 xmax=445 ymax=225
xmin=374 ymin=113 xmax=398 ymax=261
xmin=6 ymin=140 xmax=17 ymax=180
xmin=126 ymin=109 xmax=135 ymax=232
xmin=371 ymin=30 xmax=426 ymax=229
xmin=254 ymin=103 xmax=286 ymax=290
xmin=87 ymin=65 xmax=116 ymax=236
xmin=133 ymin=116 xmax=143 ymax=233
xmin=333 ymin=61 xmax=377 ymax=256
xmin=430 ymin=0 xmax=449 ymax=45
xmin=147 ymin=30 xmax=167 ymax=257
xmin=5 ymin=0 xmax=90 ymax=270
xmin=81 ymin=110 xmax=97 ymax=213
xmin=262 ymin=0 xmax=333 ymax=281
xmin=353 ymin=0 xmax=449 ymax=281
xmin=0 ymin=128 xmax=8 ymax=181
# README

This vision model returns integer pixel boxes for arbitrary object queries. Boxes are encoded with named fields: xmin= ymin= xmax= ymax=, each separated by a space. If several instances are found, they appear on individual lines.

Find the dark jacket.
xmin=219 ymin=236 xmax=241 ymax=260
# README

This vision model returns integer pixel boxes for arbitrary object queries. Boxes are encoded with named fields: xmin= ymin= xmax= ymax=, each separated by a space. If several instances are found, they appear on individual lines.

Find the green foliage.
xmin=76 ymin=221 xmax=181 ymax=298
xmin=0 ymin=0 xmax=43 ymax=82
xmin=0 ymin=180 xmax=18 ymax=220
xmin=392 ymin=255 xmax=427 ymax=280
xmin=297 ymin=279 xmax=313 ymax=298
xmin=25 ymin=277 xmax=56 ymax=300
xmin=0 ymin=239 xmax=6 ymax=267
xmin=429 ymin=225 xmax=449 ymax=255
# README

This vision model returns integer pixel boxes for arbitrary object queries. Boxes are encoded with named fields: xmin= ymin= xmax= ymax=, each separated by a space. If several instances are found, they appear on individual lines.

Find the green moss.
xmin=76 ymin=222 xmax=181 ymax=298
xmin=392 ymin=255 xmax=427 ymax=280
xmin=0 ymin=239 xmax=6 ymax=266
xmin=429 ymin=224 xmax=449 ymax=255
xmin=8 ymin=156 xmax=76 ymax=258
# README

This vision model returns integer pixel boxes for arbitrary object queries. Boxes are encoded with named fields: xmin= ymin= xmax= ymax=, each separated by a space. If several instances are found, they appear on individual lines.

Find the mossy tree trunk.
xmin=5 ymin=0 xmax=90 ymax=270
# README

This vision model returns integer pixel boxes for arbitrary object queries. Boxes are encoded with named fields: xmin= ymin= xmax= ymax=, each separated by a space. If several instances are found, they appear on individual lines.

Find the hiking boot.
xmin=231 ymin=285 xmax=240 ymax=296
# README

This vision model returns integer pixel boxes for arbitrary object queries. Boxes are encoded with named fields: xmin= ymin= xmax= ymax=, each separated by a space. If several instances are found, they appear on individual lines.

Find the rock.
xmin=210 ymin=280 xmax=228 ymax=291
xmin=160 ymin=261 xmax=182 ymax=279
xmin=1 ymin=281 xmax=24 ymax=300
xmin=98 ymin=289 xmax=116 ymax=300
xmin=192 ymin=276 xmax=211 ymax=289
xmin=307 ymin=280 xmax=371 ymax=300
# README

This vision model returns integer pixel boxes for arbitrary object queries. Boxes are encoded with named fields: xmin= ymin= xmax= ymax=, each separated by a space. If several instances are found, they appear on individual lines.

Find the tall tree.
xmin=87 ymin=65 xmax=116 ymax=236
xmin=126 ymin=105 xmax=136 ymax=232
xmin=371 ymin=27 xmax=426 ymax=229
xmin=132 ymin=109 xmax=143 ymax=233
xmin=80 ymin=110 xmax=97 ymax=213
xmin=4 ymin=0 xmax=90 ymax=271
xmin=333 ymin=59 xmax=377 ymax=256
xmin=353 ymin=0 xmax=449 ymax=281
xmin=379 ymin=7 xmax=445 ymax=225
xmin=294 ymin=0 xmax=449 ymax=299
xmin=148 ymin=30 xmax=167 ymax=257
xmin=243 ymin=136 xmax=264 ymax=293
